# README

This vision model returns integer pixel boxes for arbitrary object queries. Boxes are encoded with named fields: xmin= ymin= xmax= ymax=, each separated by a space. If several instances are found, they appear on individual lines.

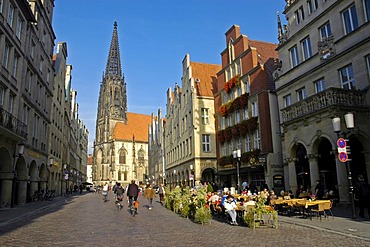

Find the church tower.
xmin=93 ymin=22 xmax=151 ymax=187
xmin=93 ymin=22 xmax=127 ymax=184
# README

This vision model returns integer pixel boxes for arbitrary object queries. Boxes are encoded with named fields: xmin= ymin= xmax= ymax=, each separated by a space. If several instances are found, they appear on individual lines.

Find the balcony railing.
xmin=0 ymin=107 xmax=27 ymax=139
xmin=281 ymin=88 xmax=367 ymax=124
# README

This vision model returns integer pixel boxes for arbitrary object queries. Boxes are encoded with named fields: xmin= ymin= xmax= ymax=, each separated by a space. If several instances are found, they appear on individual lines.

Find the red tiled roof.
xmin=112 ymin=112 xmax=152 ymax=142
xmin=190 ymin=62 xmax=221 ymax=97
xmin=249 ymin=40 xmax=278 ymax=63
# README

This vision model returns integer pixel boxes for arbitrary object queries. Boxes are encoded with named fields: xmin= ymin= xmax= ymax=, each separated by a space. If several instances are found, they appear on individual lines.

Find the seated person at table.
xmin=208 ymin=192 xmax=221 ymax=214
xmin=223 ymin=195 xmax=238 ymax=225
xmin=267 ymin=190 xmax=277 ymax=204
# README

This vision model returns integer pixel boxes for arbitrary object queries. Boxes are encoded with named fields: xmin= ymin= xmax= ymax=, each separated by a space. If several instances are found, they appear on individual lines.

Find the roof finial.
xmin=114 ymin=21 xmax=117 ymax=29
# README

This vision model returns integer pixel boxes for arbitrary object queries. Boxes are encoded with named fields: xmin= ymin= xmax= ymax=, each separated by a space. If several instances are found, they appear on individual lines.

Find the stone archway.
xmin=202 ymin=168 xmax=216 ymax=184
xmin=317 ymin=138 xmax=337 ymax=192
xmin=14 ymin=156 xmax=27 ymax=205
xmin=294 ymin=143 xmax=310 ymax=190
xmin=29 ymin=161 xmax=39 ymax=196
xmin=348 ymin=135 xmax=367 ymax=182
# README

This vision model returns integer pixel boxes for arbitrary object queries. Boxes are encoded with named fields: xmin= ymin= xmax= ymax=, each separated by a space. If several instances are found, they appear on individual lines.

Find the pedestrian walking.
xmin=158 ymin=183 xmax=165 ymax=205
xmin=144 ymin=184 xmax=156 ymax=210
xmin=355 ymin=174 xmax=370 ymax=218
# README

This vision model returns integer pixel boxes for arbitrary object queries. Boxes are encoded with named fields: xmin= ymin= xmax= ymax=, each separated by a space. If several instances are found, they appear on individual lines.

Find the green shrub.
xmin=194 ymin=206 xmax=212 ymax=225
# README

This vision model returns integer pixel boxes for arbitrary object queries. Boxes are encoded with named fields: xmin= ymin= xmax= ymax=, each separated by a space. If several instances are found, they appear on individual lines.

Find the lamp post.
xmin=174 ymin=169 xmax=177 ymax=187
xmin=11 ymin=143 xmax=24 ymax=208
xmin=190 ymin=165 xmax=194 ymax=188
xmin=332 ymin=112 xmax=356 ymax=219
xmin=233 ymin=149 xmax=241 ymax=194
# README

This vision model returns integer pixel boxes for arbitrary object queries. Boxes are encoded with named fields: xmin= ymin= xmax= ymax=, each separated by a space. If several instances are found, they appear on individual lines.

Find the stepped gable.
xmin=112 ymin=112 xmax=151 ymax=142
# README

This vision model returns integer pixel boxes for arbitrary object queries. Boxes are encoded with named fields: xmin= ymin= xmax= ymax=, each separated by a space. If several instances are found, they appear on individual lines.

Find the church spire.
xmin=105 ymin=21 xmax=122 ymax=77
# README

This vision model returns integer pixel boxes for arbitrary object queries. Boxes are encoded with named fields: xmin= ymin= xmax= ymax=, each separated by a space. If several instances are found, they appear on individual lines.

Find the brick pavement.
xmin=0 ymin=193 xmax=369 ymax=246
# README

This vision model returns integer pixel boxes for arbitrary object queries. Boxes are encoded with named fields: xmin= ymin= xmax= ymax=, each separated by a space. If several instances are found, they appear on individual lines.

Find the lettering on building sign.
xmin=271 ymin=164 xmax=283 ymax=169
xmin=27 ymin=150 xmax=41 ymax=159
xmin=201 ymin=161 xmax=215 ymax=170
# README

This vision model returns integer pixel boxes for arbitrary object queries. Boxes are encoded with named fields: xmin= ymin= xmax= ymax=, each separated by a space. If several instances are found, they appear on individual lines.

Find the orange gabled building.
xmin=214 ymin=25 xmax=283 ymax=192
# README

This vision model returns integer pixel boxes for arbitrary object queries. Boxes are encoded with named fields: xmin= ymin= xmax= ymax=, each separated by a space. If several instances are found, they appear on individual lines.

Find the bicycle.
xmin=102 ymin=190 xmax=108 ymax=202
xmin=116 ymin=194 xmax=123 ymax=210
xmin=130 ymin=199 xmax=139 ymax=216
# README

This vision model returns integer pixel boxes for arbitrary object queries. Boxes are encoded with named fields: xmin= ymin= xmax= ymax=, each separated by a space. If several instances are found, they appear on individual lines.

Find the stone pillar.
xmin=307 ymin=154 xmax=320 ymax=187
xmin=30 ymin=178 xmax=39 ymax=194
xmin=0 ymin=179 xmax=13 ymax=207
xmin=287 ymin=158 xmax=298 ymax=195
xmin=17 ymin=179 xmax=28 ymax=205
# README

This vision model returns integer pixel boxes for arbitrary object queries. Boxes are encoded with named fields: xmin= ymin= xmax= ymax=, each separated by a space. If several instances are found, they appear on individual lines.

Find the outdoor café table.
xmin=304 ymin=200 xmax=331 ymax=219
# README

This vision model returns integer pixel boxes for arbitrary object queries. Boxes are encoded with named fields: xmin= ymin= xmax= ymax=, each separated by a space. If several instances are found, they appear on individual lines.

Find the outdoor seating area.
xmin=270 ymin=197 xmax=334 ymax=221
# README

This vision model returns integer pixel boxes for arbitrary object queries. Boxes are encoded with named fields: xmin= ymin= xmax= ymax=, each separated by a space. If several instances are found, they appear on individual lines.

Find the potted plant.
xmin=244 ymin=195 xmax=278 ymax=229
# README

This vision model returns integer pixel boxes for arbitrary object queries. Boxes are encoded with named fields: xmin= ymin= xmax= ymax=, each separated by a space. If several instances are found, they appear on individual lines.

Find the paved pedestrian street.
xmin=0 ymin=193 xmax=369 ymax=247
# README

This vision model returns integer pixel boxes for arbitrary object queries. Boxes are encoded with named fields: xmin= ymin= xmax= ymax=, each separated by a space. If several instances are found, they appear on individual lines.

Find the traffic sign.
xmin=337 ymin=138 xmax=347 ymax=148
xmin=338 ymin=152 xmax=348 ymax=163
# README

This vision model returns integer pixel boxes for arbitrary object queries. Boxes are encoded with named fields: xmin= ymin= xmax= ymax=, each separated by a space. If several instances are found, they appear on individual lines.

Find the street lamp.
xmin=174 ymin=169 xmax=177 ymax=187
xmin=11 ymin=143 xmax=24 ymax=208
xmin=332 ymin=112 xmax=356 ymax=219
xmin=190 ymin=165 xmax=194 ymax=188
xmin=233 ymin=149 xmax=241 ymax=194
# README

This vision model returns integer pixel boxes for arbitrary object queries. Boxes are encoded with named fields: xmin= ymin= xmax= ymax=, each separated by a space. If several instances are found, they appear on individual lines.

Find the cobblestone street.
xmin=1 ymin=193 xmax=370 ymax=247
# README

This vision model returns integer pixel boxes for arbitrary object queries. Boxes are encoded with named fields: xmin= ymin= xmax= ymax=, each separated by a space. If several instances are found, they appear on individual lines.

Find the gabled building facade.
xmin=274 ymin=0 xmax=370 ymax=202
xmin=165 ymin=54 xmax=221 ymax=188
xmin=214 ymin=25 xmax=282 ymax=192
xmin=148 ymin=109 xmax=166 ymax=185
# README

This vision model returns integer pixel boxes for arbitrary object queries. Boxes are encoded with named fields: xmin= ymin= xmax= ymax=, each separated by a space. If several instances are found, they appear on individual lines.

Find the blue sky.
xmin=53 ymin=0 xmax=286 ymax=153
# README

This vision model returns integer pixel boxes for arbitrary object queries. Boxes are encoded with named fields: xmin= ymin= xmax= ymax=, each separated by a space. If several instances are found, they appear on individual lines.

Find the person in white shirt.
xmin=223 ymin=195 xmax=238 ymax=225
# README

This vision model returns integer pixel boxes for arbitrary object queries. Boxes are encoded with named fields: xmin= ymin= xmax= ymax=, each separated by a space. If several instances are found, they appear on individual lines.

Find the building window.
xmin=245 ymin=134 xmax=251 ymax=152
xmin=202 ymin=134 xmax=211 ymax=152
xmin=22 ymin=104 xmax=30 ymax=125
xmin=289 ymin=45 xmax=299 ymax=68
xmin=242 ymin=78 xmax=250 ymax=94
xmin=283 ymin=94 xmax=292 ymax=107
xmin=307 ymin=0 xmax=318 ymax=14
xmin=296 ymin=87 xmax=307 ymax=101
xmin=366 ymin=55 xmax=370 ymax=79
xmin=254 ymin=129 xmax=261 ymax=149
xmin=236 ymin=138 xmax=242 ymax=151
xmin=7 ymin=3 xmax=14 ymax=26
xmin=314 ymin=78 xmax=326 ymax=93
xmin=295 ymin=6 xmax=305 ymax=24
xmin=342 ymin=4 xmax=358 ymax=34
xmin=30 ymin=41 xmax=35 ymax=59
xmin=0 ymin=86 xmax=4 ymax=106
xmin=364 ymin=0 xmax=370 ymax=22
xmin=229 ymin=141 xmax=233 ymax=155
xmin=243 ymin=108 xmax=248 ymax=120
xmin=252 ymin=102 xmax=258 ymax=117
xmin=119 ymin=151 xmax=126 ymax=164
xmin=227 ymin=114 xmax=232 ymax=127
xmin=12 ymin=53 xmax=19 ymax=78
xmin=221 ymin=143 xmax=226 ymax=156
xmin=3 ymin=42 xmax=10 ymax=69
xmin=0 ymin=0 xmax=3 ymax=14
xmin=339 ymin=64 xmax=355 ymax=90
xmin=301 ymin=36 xmax=312 ymax=61
xmin=39 ymin=56 xmax=44 ymax=73
xmin=222 ymin=92 xmax=228 ymax=104
xmin=8 ymin=94 xmax=14 ymax=114
xmin=16 ymin=15 xmax=23 ymax=39
xmin=220 ymin=116 xmax=225 ymax=130
xmin=235 ymin=110 xmax=241 ymax=124
xmin=201 ymin=108 xmax=209 ymax=125
xmin=319 ymin=22 xmax=332 ymax=40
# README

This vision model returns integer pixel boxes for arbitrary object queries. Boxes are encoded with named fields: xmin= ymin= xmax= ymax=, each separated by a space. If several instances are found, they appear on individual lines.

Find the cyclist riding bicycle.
xmin=102 ymin=183 xmax=109 ymax=202
xmin=127 ymin=180 xmax=139 ymax=215
xmin=114 ymin=183 xmax=124 ymax=209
